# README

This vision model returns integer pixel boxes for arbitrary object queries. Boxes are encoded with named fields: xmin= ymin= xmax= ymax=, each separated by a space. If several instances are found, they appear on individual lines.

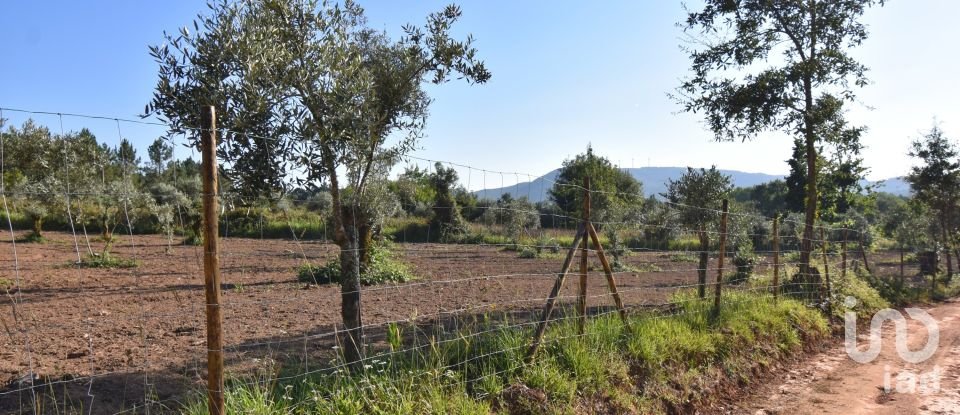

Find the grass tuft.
xmin=77 ymin=253 xmax=139 ymax=269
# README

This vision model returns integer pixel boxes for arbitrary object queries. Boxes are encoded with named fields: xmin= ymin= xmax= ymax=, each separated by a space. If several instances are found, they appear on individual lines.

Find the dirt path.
xmin=730 ymin=299 xmax=960 ymax=414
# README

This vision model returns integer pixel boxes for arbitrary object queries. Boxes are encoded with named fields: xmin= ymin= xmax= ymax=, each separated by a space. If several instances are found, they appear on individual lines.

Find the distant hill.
xmin=868 ymin=177 xmax=910 ymax=196
xmin=473 ymin=167 xmax=785 ymax=202
xmin=473 ymin=167 xmax=911 ymax=202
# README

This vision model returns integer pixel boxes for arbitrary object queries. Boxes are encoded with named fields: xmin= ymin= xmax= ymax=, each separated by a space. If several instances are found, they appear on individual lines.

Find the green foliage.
xmin=297 ymin=243 xmax=415 ymax=286
xmin=78 ymin=253 xmax=139 ymax=269
xmin=479 ymin=194 xmax=540 ymax=244
xmin=428 ymin=162 xmax=469 ymax=241
xmin=830 ymin=270 xmax=890 ymax=319
xmin=731 ymin=247 xmax=757 ymax=283
xmin=731 ymin=179 xmax=789 ymax=218
xmin=186 ymin=292 xmax=826 ymax=414
xmin=678 ymin=0 xmax=883 ymax=278
xmin=663 ymin=166 xmax=732 ymax=231
xmin=548 ymin=146 xmax=642 ymax=222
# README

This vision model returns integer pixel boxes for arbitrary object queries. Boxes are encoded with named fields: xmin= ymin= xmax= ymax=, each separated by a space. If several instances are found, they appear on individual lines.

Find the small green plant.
xmin=667 ymin=252 xmax=698 ymax=263
xmin=18 ymin=232 xmax=44 ymax=243
xmin=297 ymin=242 xmax=415 ymax=285
xmin=78 ymin=253 xmax=139 ymax=269
xmin=731 ymin=248 xmax=757 ymax=283
xmin=517 ymin=247 xmax=538 ymax=259
xmin=183 ymin=232 xmax=203 ymax=246
xmin=0 ymin=277 xmax=12 ymax=291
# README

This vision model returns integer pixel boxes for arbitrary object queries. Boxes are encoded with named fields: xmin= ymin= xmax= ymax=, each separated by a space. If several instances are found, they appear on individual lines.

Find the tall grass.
xmin=182 ymin=291 xmax=827 ymax=414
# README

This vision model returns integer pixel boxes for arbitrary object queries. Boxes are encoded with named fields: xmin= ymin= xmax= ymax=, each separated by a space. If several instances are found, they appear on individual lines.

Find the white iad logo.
xmin=843 ymin=296 xmax=941 ymax=394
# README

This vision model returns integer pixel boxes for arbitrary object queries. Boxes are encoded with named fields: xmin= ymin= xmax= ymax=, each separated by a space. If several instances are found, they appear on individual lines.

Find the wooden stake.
xmin=713 ymin=200 xmax=728 ymax=313
xmin=859 ymin=232 xmax=872 ymax=275
xmin=841 ymin=228 xmax=847 ymax=279
xmin=772 ymin=215 xmax=780 ymax=301
xmin=586 ymin=223 xmax=629 ymax=325
xmin=577 ymin=177 xmax=591 ymax=335
xmin=577 ymin=235 xmax=588 ymax=335
xmin=200 ymin=106 xmax=225 ymax=415
xmin=900 ymin=247 xmax=905 ymax=289
xmin=527 ymin=225 xmax=585 ymax=362
xmin=820 ymin=226 xmax=831 ymax=304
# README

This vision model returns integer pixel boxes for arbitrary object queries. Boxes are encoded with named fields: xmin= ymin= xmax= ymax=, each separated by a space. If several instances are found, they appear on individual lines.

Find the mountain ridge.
xmin=472 ymin=166 xmax=909 ymax=202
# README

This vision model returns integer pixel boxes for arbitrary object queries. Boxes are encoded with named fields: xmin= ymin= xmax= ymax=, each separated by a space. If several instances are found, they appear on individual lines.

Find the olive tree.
xmin=548 ymin=146 xmax=642 ymax=223
xmin=663 ymin=166 xmax=733 ymax=298
xmin=145 ymin=0 xmax=489 ymax=367
xmin=3 ymin=120 xmax=62 ymax=239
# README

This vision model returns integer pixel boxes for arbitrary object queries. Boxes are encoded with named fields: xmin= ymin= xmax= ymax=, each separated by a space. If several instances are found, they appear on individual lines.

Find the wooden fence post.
xmin=900 ymin=246 xmax=905 ymax=289
xmin=841 ymin=228 xmax=847 ymax=279
xmin=577 ymin=178 xmax=590 ymax=335
xmin=713 ymin=199 xmax=728 ymax=313
xmin=200 ymin=106 xmax=225 ymax=415
xmin=820 ymin=226 xmax=831 ymax=306
xmin=772 ymin=215 xmax=780 ymax=301
xmin=859 ymin=231 xmax=872 ymax=275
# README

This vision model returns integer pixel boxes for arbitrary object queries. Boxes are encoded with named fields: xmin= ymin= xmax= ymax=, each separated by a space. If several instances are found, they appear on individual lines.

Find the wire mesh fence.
xmin=0 ymin=108 xmax=926 ymax=414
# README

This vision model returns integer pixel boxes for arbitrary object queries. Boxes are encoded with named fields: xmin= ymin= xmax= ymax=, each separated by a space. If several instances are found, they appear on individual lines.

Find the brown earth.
xmin=0 ymin=231 xmax=717 ymax=413
xmin=0 ymin=231 xmax=917 ymax=414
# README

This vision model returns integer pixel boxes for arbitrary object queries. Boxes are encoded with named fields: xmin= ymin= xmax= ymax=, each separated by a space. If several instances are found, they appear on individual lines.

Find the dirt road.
xmin=731 ymin=299 xmax=960 ymax=414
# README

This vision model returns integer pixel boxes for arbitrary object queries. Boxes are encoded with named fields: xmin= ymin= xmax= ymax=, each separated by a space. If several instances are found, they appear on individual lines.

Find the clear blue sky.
xmin=1 ymin=1 xmax=958 ymax=189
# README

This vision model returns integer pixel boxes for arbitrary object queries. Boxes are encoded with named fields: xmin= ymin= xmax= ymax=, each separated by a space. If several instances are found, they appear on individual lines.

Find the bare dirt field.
xmin=0 ymin=231 xmax=715 ymax=413
xmin=0 ymin=231 xmax=917 ymax=413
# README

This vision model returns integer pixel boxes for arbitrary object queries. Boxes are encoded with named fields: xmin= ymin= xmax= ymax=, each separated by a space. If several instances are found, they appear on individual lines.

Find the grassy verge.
xmin=182 ymin=291 xmax=828 ymax=414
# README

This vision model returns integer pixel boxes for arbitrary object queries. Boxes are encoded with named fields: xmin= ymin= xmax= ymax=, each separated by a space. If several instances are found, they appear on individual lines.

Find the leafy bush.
xmin=297 ymin=242 xmax=415 ymax=285
xmin=667 ymin=252 xmax=698 ymax=263
xmin=517 ymin=247 xmax=538 ymax=259
xmin=78 ymin=253 xmax=139 ymax=269
xmin=731 ymin=247 xmax=756 ymax=283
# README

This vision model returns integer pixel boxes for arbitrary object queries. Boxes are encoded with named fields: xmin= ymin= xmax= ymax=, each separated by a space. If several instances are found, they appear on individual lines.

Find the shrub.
xmin=78 ymin=253 xmax=139 ymax=269
xmin=297 ymin=242 xmax=415 ymax=285
xmin=518 ymin=247 xmax=538 ymax=259
xmin=731 ymin=247 xmax=756 ymax=283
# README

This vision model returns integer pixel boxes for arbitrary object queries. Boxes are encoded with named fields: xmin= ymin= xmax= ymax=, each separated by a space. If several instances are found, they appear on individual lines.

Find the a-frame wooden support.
xmin=527 ymin=177 xmax=630 ymax=362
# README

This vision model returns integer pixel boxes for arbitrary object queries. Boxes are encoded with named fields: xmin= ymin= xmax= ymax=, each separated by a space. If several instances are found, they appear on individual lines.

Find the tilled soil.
xmin=0 ymin=231 xmax=710 ymax=413
xmin=0 ymin=231 xmax=914 ymax=414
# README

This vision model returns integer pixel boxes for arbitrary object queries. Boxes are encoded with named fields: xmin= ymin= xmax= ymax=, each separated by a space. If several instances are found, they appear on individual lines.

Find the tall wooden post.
xmin=577 ymin=177 xmax=591 ymax=335
xmin=200 ymin=106 xmax=225 ymax=415
xmin=820 ymin=226 xmax=831 ymax=305
xmin=713 ymin=200 xmax=728 ymax=313
xmin=900 ymin=247 xmax=905 ymax=289
xmin=859 ymin=232 xmax=872 ymax=275
xmin=841 ymin=228 xmax=847 ymax=279
xmin=772 ymin=215 xmax=780 ymax=301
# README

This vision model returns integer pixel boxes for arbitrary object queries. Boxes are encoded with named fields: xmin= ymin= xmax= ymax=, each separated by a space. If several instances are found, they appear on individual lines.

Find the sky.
xmin=1 ymin=1 xmax=958 ymax=190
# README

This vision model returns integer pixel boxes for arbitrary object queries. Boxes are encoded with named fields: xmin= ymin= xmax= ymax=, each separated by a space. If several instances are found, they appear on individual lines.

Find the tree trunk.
xmin=339 ymin=217 xmax=363 ymax=370
xmin=32 ymin=217 xmax=42 ymax=238
xmin=358 ymin=221 xmax=373 ymax=274
xmin=941 ymin=215 xmax=953 ymax=278
xmin=900 ymin=247 xmax=905 ymax=289
xmin=698 ymin=230 xmax=709 ymax=299
xmin=102 ymin=220 xmax=113 ymax=244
